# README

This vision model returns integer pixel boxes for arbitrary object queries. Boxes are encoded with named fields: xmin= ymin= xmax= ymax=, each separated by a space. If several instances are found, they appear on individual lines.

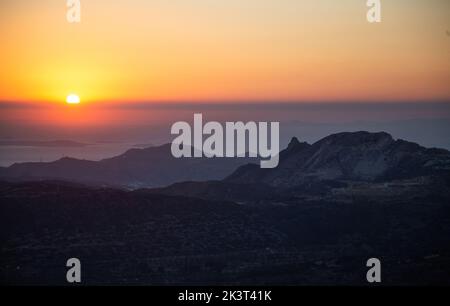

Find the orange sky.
xmin=0 ymin=0 xmax=449 ymax=105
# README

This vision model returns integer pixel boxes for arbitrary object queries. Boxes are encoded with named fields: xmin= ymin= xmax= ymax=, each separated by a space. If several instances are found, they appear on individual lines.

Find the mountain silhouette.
xmin=149 ymin=131 xmax=450 ymax=202
xmin=226 ymin=131 xmax=450 ymax=187
xmin=1 ymin=132 xmax=449 ymax=191
xmin=0 ymin=143 xmax=258 ymax=188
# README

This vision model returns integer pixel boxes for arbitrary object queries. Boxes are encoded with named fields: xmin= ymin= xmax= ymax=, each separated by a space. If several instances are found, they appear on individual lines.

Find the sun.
xmin=66 ymin=94 xmax=80 ymax=104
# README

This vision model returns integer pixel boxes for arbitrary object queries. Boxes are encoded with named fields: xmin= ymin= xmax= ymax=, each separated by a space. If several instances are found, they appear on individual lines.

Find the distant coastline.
xmin=0 ymin=140 xmax=90 ymax=148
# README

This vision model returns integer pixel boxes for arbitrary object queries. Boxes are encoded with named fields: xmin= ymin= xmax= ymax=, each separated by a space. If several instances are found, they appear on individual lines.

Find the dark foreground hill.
xmin=1 ymin=131 xmax=450 ymax=285
xmin=1 ymin=179 xmax=450 ymax=285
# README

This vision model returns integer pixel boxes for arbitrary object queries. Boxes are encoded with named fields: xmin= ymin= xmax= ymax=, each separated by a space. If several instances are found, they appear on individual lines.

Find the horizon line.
xmin=1 ymin=100 xmax=450 ymax=110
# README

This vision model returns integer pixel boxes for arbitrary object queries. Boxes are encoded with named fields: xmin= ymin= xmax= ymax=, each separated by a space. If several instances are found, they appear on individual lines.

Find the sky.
xmin=0 ymin=0 xmax=449 ymax=104
xmin=0 ymin=0 xmax=449 ymax=165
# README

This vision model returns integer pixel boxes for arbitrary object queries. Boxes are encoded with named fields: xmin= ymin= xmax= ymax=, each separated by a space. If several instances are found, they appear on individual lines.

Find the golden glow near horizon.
xmin=0 ymin=0 xmax=449 ymax=104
